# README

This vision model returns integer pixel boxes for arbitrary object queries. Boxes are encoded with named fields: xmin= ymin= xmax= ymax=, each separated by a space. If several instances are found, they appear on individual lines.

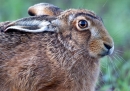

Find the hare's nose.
xmin=103 ymin=43 xmax=114 ymax=55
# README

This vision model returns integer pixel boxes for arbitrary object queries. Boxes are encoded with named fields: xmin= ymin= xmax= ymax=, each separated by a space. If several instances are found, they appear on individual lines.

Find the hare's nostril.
xmin=104 ymin=43 xmax=112 ymax=50
xmin=103 ymin=43 xmax=114 ymax=55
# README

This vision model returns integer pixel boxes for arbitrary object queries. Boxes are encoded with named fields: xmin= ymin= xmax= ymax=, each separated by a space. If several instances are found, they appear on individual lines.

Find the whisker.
xmin=115 ymin=50 xmax=123 ymax=53
xmin=102 ymin=0 xmax=108 ymax=7
xmin=108 ymin=56 xmax=119 ymax=77
xmin=107 ymin=57 xmax=112 ymax=81
xmin=101 ymin=62 xmax=107 ymax=69
xmin=111 ymin=54 xmax=122 ymax=64
xmin=100 ymin=68 xmax=103 ymax=77
xmin=100 ymin=58 xmax=106 ymax=68
xmin=114 ymin=51 xmax=122 ymax=55
xmin=114 ymin=50 xmax=124 ymax=54
xmin=114 ymin=53 xmax=126 ymax=62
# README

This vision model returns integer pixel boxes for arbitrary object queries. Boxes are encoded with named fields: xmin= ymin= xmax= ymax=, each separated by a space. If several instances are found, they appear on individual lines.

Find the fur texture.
xmin=0 ymin=3 xmax=114 ymax=91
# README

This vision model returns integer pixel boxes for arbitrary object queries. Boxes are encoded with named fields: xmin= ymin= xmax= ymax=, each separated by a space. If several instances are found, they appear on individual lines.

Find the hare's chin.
xmin=88 ymin=53 xmax=106 ymax=59
xmin=89 ymin=49 xmax=114 ymax=58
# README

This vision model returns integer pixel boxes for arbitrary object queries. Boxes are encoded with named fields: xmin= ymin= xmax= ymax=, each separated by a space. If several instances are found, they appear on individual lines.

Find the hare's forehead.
xmin=60 ymin=9 xmax=101 ymax=22
xmin=61 ymin=9 xmax=96 ymax=17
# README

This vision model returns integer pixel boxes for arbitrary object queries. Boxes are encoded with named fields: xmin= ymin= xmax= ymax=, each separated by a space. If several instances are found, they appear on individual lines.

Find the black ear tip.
xmin=28 ymin=10 xmax=35 ymax=16
xmin=0 ymin=21 xmax=11 ymax=32
xmin=0 ymin=26 xmax=5 ymax=32
xmin=0 ymin=28 xmax=4 ymax=32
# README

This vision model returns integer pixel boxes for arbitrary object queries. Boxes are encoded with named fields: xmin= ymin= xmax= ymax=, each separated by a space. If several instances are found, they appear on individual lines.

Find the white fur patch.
xmin=68 ymin=14 xmax=74 ymax=21
xmin=109 ymin=46 xmax=114 ymax=55
xmin=68 ymin=14 xmax=75 ymax=24
xmin=90 ymin=27 xmax=99 ymax=37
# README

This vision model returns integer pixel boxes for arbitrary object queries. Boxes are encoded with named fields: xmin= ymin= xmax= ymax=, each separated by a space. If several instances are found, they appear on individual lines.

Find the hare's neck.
xmin=68 ymin=56 xmax=100 ymax=91
xmin=63 ymin=51 xmax=100 ymax=91
xmin=46 ymin=34 xmax=100 ymax=91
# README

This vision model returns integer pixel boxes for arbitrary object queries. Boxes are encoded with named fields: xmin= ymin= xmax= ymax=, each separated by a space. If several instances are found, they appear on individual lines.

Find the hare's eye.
xmin=78 ymin=20 xmax=88 ymax=29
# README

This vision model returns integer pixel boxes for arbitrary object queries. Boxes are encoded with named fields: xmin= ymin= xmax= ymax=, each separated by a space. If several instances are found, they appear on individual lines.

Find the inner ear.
xmin=3 ymin=15 xmax=59 ymax=33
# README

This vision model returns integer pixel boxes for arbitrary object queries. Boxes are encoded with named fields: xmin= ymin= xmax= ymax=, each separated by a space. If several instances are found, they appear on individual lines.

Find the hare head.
xmin=4 ymin=7 xmax=114 ymax=59
xmin=56 ymin=9 xmax=114 ymax=58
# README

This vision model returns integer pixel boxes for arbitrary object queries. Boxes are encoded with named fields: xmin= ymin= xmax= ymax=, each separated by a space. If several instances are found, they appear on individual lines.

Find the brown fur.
xmin=0 ymin=3 xmax=114 ymax=91
xmin=0 ymin=31 xmax=99 ymax=91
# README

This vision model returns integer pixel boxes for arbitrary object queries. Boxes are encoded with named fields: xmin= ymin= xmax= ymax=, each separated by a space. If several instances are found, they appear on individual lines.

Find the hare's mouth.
xmin=98 ymin=46 xmax=114 ymax=57
xmin=88 ymin=44 xmax=114 ymax=58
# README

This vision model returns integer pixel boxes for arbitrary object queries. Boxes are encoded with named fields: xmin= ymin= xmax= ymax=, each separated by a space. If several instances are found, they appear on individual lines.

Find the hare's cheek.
xmin=88 ymin=40 xmax=104 ymax=58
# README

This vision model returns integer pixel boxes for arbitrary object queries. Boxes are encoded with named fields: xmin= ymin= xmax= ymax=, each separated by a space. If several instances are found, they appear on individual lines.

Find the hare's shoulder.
xmin=0 ymin=31 xmax=57 ymax=64
xmin=0 ymin=31 xmax=30 ymax=47
xmin=0 ymin=28 xmax=57 ymax=49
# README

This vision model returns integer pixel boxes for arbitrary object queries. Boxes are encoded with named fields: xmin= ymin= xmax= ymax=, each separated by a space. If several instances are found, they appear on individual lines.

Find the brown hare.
xmin=0 ymin=3 xmax=114 ymax=91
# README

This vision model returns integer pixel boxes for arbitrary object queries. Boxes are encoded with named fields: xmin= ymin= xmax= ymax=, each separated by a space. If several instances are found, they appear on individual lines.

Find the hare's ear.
xmin=28 ymin=3 xmax=62 ymax=16
xmin=4 ymin=15 xmax=60 ymax=33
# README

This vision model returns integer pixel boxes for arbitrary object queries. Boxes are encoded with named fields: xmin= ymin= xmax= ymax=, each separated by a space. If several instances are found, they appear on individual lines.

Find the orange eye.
xmin=78 ymin=20 xmax=88 ymax=28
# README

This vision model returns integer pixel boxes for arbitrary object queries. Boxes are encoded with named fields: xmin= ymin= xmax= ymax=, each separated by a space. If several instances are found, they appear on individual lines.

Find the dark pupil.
xmin=79 ymin=20 xmax=88 ymax=28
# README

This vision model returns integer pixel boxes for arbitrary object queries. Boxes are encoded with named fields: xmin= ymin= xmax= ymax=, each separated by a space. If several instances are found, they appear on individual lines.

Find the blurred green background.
xmin=0 ymin=0 xmax=130 ymax=91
